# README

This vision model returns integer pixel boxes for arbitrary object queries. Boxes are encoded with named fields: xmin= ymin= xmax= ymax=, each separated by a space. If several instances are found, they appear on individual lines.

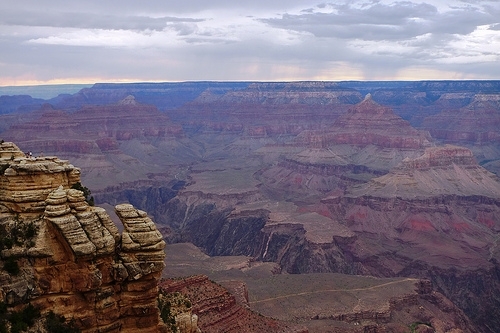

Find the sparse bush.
xmin=45 ymin=311 xmax=81 ymax=333
xmin=0 ymin=304 xmax=42 ymax=333
xmin=0 ymin=219 xmax=39 ymax=251
xmin=71 ymin=182 xmax=94 ymax=206
xmin=3 ymin=257 xmax=19 ymax=276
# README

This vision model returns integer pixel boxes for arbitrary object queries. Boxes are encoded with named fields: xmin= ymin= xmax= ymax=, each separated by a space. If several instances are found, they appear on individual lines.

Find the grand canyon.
xmin=1 ymin=80 xmax=500 ymax=333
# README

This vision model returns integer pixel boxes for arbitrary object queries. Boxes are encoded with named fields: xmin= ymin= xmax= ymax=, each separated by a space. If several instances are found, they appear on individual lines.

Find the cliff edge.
xmin=0 ymin=142 xmax=166 ymax=332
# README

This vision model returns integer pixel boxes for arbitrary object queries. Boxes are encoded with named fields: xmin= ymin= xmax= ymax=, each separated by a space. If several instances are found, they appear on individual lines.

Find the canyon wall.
xmin=0 ymin=142 xmax=167 ymax=332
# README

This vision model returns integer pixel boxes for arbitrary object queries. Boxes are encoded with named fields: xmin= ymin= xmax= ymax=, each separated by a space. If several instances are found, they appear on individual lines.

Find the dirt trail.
xmin=249 ymin=278 xmax=418 ymax=305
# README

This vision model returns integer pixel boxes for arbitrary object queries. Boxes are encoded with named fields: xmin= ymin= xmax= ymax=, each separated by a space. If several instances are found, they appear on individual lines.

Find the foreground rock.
xmin=0 ymin=142 xmax=166 ymax=332
xmin=159 ymin=275 xmax=307 ymax=333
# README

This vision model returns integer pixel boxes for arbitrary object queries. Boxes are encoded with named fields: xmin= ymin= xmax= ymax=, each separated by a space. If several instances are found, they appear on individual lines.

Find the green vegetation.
xmin=0 ymin=303 xmax=41 ymax=333
xmin=44 ymin=311 xmax=81 ymax=333
xmin=0 ymin=218 xmax=39 ymax=252
xmin=0 ymin=304 xmax=80 ymax=333
xmin=0 ymin=217 xmax=40 ymax=276
xmin=71 ymin=182 xmax=95 ymax=206
xmin=158 ymin=297 xmax=177 ymax=333
xmin=157 ymin=291 xmax=193 ymax=333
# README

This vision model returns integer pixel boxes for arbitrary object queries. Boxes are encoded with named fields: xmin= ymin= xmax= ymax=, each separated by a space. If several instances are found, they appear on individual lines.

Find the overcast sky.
xmin=1 ymin=0 xmax=500 ymax=85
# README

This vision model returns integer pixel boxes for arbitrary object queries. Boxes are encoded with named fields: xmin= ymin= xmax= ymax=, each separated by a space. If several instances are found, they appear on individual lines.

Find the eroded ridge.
xmin=0 ymin=142 xmax=166 ymax=333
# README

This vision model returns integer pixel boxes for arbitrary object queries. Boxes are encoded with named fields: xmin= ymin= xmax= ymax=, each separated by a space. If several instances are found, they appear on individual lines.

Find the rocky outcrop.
xmin=348 ymin=145 xmax=500 ymax=199
xmin=159 ymin=275 xmax=307 ymax=333
xmin=0 ymin=142 xmax=166 ymax=332
xmin=295 ymin=95 xmax=432 ymax=149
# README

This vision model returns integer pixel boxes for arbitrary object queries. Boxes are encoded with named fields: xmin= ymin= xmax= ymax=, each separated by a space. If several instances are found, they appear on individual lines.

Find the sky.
xmin=1 ymin=0 xmax=500 ymax=86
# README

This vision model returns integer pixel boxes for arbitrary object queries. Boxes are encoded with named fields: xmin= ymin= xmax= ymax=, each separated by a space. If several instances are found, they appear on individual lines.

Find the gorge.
xmin=1 ymin=80 xmax=500 ymax=332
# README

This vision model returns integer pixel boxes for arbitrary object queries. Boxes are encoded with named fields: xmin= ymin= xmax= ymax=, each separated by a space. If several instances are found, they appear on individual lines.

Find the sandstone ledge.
xmin=0 ymin=142 xmax=167 ymax=333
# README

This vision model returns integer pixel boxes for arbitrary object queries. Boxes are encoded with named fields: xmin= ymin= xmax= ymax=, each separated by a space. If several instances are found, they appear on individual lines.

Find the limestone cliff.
xmin=0 ymin=142 xmax=166 ymax=332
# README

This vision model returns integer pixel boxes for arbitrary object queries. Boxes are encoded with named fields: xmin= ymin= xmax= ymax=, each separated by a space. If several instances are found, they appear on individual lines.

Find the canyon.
xmin=1 ymin=80 xmax=500 ymax=332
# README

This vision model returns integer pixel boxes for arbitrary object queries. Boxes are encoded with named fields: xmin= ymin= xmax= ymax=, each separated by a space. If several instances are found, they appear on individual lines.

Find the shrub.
xmin=3 ymin=257 xmax=19 ymax=276
xmin=3 ymin=304 xmax=41 ymax=333
xmin=45 ymin=311 xmax=81 ymax=333
xmin=71 ymin=182 xmax=94 ymax=206
xmin=0 ymin=220 xmax=38 ymax=251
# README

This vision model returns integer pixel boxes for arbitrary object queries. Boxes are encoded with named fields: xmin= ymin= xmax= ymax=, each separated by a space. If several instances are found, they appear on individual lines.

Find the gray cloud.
xmin=261 ymin=1 xmax=497 ymax=41
xmin=0 ymin=0 xmax=499 ymax=84
xmin=0 ymin=9 xmax=203 ymax=31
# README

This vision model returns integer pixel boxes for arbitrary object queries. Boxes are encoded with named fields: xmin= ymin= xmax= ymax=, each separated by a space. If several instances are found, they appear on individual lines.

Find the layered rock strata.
xmin=295 ymin=94 xmax=432 ymax=149
xmin=321 ymin=145 xmax=500 ymax=332
xmin=175 ymin=82 xmax=363 ymax=137
xmin=0 ymin=98 xmax=189 ymax=191
xmin=159 ymin=275 xmax=307 ymax=333
xmin=422 ymin=94 xmax=500 ymax=144
xmin=0 ymin=142 xmax=166 ymax=332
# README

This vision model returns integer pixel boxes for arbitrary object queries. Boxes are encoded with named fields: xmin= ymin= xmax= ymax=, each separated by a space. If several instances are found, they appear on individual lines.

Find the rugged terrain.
xmin=2 ymin=80 xmax=500 ymax=332
xmin=164 ymin=243 xmax=477 ymax=333
xmin=0 ymin=142 xmax=166 ymax=332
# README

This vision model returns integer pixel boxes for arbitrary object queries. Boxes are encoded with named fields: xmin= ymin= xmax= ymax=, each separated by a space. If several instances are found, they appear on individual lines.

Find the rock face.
xmin=174 ymin=81 xmax=363 ymax=137
xmin=0 ymin=142 xmax=166 ymax=332
xmin=0 ymin=98 xmax=189 ymax=191
xmin=295 ymin=94 xmax=432 ymax=149
xmin=422 ymin=94 xmax=500 ymax=144
xmin=159 ymin=275 xmax=307 ymax=333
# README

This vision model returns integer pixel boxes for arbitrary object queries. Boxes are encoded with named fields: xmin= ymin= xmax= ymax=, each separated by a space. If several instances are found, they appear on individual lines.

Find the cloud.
xmin=0 ymin=0 xmax=500 ymax=85
xmin=0 ymin=9 xmax=203 ymax=32
xmin=261 ymin=1 xmax=497 ymax=41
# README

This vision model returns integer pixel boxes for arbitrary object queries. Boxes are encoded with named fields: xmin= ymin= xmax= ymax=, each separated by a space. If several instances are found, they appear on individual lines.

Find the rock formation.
xmin=422 ymin=93 xmax=500 ymax=145
xmin=320 ymin=145 xmax=500 ymax=332
xmin=255 ymin=96 xmax=434 ymax=198
xmin=174 ymin=81 xmax=363 ymax=138
xmin=348 ymin=145 xmax=500 ymax=199
xmin=295 ymin=94 xmax=432 ymax=149
xmin=159 ymin=275 xmax=307 ymax=333
xmin=0 ymin=98 xmax=188 ymax=191
xmin=0 ymin=142 xmax=166 ymax=332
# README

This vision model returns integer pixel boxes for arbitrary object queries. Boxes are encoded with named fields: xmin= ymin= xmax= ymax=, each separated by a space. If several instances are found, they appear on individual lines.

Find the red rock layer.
xmin=295 ymin=95 xmax=432 ymax=148
xmin=2 ymin=97 xmax=183 ymax=154
xmin=422 ymin=94 xmax=500 ymax=144
xmin=159 ymin=275 xmax=307 ymax=333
